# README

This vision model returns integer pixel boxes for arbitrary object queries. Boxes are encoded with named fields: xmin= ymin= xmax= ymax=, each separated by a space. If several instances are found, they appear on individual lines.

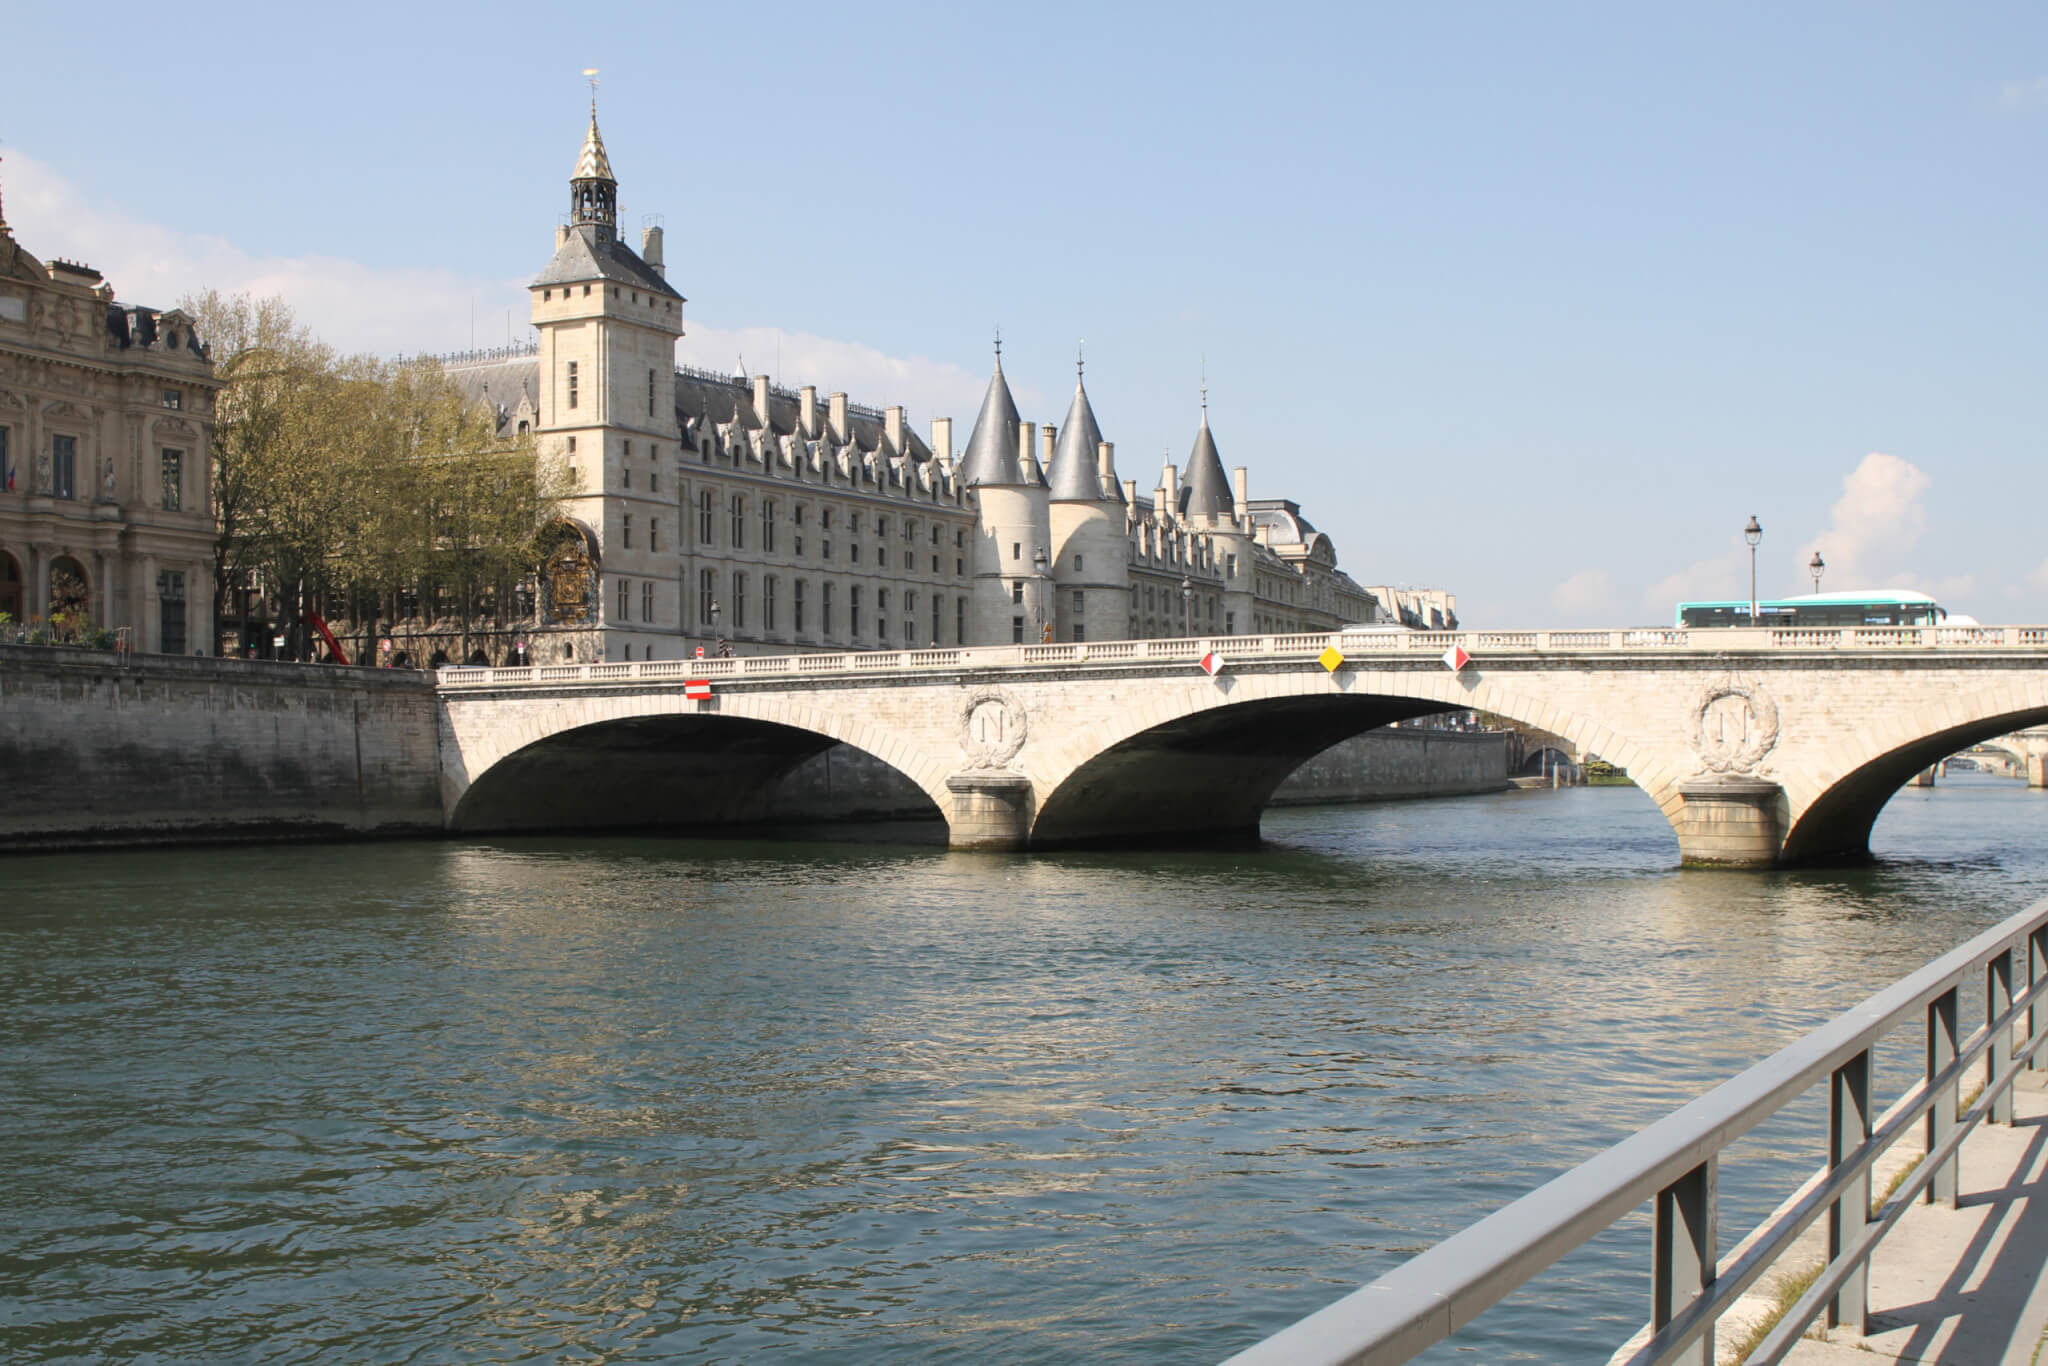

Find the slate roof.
xmin=1047 ymin=376 xmax=1111 ymax=502
xmin=957 ymin=359 xmax=1024 ymax=486
xmin=1179 ymin=412 xmax=1234 ymax=519
xmin=531 ymin=224 xmax=683 ymax=300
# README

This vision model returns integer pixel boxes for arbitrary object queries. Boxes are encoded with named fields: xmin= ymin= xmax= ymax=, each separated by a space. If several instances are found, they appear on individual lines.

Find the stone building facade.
xmin=0 ymin=194 xmax=219 ymax=652
xmin=429 ymin=110 xmax=1421 ymax=663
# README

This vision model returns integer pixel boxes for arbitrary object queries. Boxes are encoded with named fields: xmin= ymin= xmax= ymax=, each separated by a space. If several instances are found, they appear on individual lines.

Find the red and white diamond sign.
xmin=1199 ymin=651 xmax=1225 ymax=676
xmin=684 ymin=679 xmax=713 ymax=701
xmin=1441 ymin=645 xmax=1471 ymax=673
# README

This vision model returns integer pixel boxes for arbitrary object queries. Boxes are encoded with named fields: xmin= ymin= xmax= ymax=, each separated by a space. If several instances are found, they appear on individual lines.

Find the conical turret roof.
xmin=1047 ymin=374 xmax=1108 ymax=501
xmin=1180 ymin=409 xmax=1234 ymax=519
xmin=958 ymin=357 xmax=1024 ymax=486
xmin=574 ymin=111 xmax=614 ymax=182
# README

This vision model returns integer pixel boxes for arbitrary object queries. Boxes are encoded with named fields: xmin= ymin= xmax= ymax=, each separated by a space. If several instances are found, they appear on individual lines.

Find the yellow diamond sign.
xmin=1318 ymin=646 xmax=1346 ymax=673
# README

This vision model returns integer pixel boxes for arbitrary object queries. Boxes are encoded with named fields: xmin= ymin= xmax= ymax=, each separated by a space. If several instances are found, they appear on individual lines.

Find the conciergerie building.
xmin=431 ymin=106 xmax=1451 ymax=664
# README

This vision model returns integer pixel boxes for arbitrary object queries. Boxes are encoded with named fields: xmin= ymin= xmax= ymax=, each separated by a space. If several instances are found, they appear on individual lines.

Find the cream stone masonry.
xmin=437 ymin=624 xmax=2048 ymax=866
xmin=0 ymin=201 xmax=220 ymax=650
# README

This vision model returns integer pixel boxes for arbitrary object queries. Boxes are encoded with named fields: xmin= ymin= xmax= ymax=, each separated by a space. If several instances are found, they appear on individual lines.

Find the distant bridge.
xmin=436 ymin=624 xmax=2048 ymax=867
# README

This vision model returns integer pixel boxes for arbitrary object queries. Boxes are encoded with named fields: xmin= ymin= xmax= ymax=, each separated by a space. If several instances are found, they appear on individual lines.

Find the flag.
xmin=684 ymin=680 xmax=712 ymax=701
xmin=1199 ymin=651 xmax=1224 ymax=676
xmin=1441 ymin=645 xmax=1471 ymax=672
xmin=1318 ymin=646 xmax=1346 ymax=673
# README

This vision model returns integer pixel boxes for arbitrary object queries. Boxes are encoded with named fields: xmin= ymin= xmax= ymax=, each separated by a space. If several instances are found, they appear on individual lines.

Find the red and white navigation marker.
xmin=1199 ymin=650 xmax=1225 ymax=677
xmin=684 ymin=679 xmax=713 ymax=701
xmin=1441 ymin=644 xmax=1471 ymax=673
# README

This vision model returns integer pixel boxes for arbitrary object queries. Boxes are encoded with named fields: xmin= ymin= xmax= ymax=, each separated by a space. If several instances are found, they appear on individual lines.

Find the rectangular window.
xmin=642 ymin=580 xmax=654 ymax=622
xmin=731 ymin=495 xmax=745 ymax=548
xmin=160 ymin=449 xmax=183 ymax=511
xmin=1074 ymin=590 xmax=1085 ymax=615
xmin=794 ymin=579 xmax=806 ymax=633
xmin=956 ymin=598 xmax=964 ymax=645
xmin=617 ymin=576 xmax=630 ymax=620
xmin=823 ymin=539 xmax=833 ymax=561
xmin=567 ymin=361 xmax=579 ymax=410
xmin=903 ymin=550 xmax=912 ymax=570
xmin=623 ymin=514 xmax=632 ymax=548
xmin=52 ymin=434 xmax=76 ymax=499
xmin=823 ymin=582 xmax=835 ymax=635
xmin=1012 ymin=615 xmax=1025 ymax=643
xmin=0 ymin=427 xmax=9 ymax=492
xmin=650 ymin=518 xmax=660 ymax=552
xmin=699 ymin=569 xmax=715 ymax=627
xmin=648 ymin=368 xmax=656 ymax=417
xmin=699 ymin=489 xmax=715 ymax=544
xmin=161 ymin=388 xmax=182 ymax=410
xmin=1074 ymin=554 xmax=1084 ymax=572
xmin=931 ymin=595 xmax=941 ymax=645
xmin=851 ymin=513 xmax=862 ymax=535
xmin=1226 ymin=610 xmax=1236 ymax=634
xmin=157 ymin=570 xmax=186 ymax=655
xmin=765 ymin=576 xmax=778 ymax=631
xmin=851 ymin=586 xmax=863 ymax=636
xmin=956 ymin=530 xmax=964 ymax=548
xmin=877 ymin=517 xmax=889 ymax=538
xmin=624 ymin=467 xmax=631 ymax=490
xmin=762 ymin=500 xmax=775 ymax=553
xmin=851 ymin=543 xmax=861 ymax=565
xmin=1011 ymin=581 xmax=1024 ymax=604
xmin=1074 ymin=622 xmax=1086 ymax=642
xmin=1012 ymin=542 xmax=1020 ymax=560
xmin=732 ymin=572 xmax=746 ymax=629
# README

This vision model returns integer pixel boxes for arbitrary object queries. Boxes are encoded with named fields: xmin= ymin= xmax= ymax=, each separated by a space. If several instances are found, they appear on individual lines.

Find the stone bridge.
xmin=435 ymin=624 xmax=2048 ymax=868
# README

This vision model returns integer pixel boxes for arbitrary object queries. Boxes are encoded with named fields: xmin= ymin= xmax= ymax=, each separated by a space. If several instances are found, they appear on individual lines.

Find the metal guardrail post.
xmin=1827 ymin=1050 xmax=1871 ymax=1333
xmin=1652 ymin=1159 xmax=1716 ymax=1366
xmin=2032 ymin=927 xmax=2048 ymax=1071
xmin=1928 ymin=987 xmax=1959 ymax=1207
xmin=1991 ymin=951 xmax=2015 ymax=1125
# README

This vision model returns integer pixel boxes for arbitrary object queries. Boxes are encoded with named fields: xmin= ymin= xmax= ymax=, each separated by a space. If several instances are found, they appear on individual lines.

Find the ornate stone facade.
xmin=430 ymin=111 xmax=1421 ymax=662
xmin=0 ymin=196 xmax=219 ymax=652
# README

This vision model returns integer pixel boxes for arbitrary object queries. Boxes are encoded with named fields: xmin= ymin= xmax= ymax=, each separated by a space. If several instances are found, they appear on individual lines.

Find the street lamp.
xmin=1744 ymin=515 xmax=1763 ymax=623
xmin=710 ymin=599 xmax=728 ymax=657
xmin=1181 ymin=576 xmax=1193 ymax=637
xmin=1809 ymin=550 xmax=1825 ymax=595
xmin=1032 ymin=546 xmax=1051 ymax=642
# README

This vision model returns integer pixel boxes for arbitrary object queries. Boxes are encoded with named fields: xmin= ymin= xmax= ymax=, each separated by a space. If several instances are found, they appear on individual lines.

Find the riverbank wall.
xmin=0 ymin=645 xmax=443 ymax=851
xmin=1268 ymin=728 xmax=1512 ymax=805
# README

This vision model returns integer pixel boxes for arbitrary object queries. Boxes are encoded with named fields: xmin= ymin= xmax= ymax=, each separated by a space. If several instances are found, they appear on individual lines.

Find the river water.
xmin=4 ymin=776 xmax=2045 ymax=1364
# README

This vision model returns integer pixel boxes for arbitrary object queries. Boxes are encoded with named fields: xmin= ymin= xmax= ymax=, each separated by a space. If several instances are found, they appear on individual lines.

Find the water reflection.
xmin=0 ymin=777 xmax=2043 ymax=1363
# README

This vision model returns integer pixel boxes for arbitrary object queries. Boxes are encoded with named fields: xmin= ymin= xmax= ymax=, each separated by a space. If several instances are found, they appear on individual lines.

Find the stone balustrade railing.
xmin=435 ymin=623 xmax=2048 ymax=689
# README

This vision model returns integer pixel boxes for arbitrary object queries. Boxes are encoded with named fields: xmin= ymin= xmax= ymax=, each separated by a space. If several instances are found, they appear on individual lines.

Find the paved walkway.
xmin=1774 ymin=1073 xmax=2048 ymax=1365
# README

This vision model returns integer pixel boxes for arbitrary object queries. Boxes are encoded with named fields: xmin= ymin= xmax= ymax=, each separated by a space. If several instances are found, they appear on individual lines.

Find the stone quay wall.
xmin=1267 ymin=728 xmax=1511 ymax=805
xmin=0 ymin=645 xmax=443 ymax=851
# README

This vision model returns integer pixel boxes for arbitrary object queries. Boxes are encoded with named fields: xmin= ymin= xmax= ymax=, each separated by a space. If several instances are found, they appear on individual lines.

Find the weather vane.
xmin=584 ymin=67 xmax=600 ymax=113
xmin=1077 ymin=339 xmax=1085 ymax=380
xmin=994 ymin=325 xmax=1002 ymax=360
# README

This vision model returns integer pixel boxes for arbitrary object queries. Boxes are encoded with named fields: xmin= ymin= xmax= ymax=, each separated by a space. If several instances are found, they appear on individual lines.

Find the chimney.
xmin=1233 ymin=466 xmax=1249 ymax=521
xmin=752 ymin=374 xmax=771 ymax=422
xmin=1164 ymin=462 xmax=1180 ymax=508
xmin=642 ymin=224 xmax=664 ymax=275
xmin=799 ymin=385 xmax=819 ymax=438
xmin=885 ymin=404 xmax=905 ymax=453
xmin=1019 ymin=421 xmax=1036 ymax=469
xmin=1122 ymin=477 xmax=1137 ymax=506
xmin=1041 ymin=425 xmax=1055 ymax=468
xmin=931 ymin=416 xmax=952 ymax=464
xmin=1097 ymin=441 xmax=1117 ymax=499
xmin=556 ymin=224 xmax=570 ymax=249
xmin=828 ymin=391 xmax=849 ymax=443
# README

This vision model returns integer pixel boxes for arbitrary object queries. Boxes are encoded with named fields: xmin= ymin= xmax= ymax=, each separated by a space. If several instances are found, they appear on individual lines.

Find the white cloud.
xmin=1645 ymin=546 xmax=1750 ymax=615
xmin=3 ymin=149 xmax=988 ymax=426
xmin=1999 ymin=76 xmax=2048 ymax=111
xmin=1799 ymin=451 xmax=1930 ymax=589
xmin=1550 ymin=568 xmax=1617 ymax=621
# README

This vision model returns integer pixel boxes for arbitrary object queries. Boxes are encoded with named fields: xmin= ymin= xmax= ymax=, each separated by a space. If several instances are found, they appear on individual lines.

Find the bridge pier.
xmin=2031 ymin=753 xmax=2048 ymax=788
xmin=1674 ymin=778 xmax=1787 ymax=869
xmin=944 ymin=772 xmax=1035 ymax=851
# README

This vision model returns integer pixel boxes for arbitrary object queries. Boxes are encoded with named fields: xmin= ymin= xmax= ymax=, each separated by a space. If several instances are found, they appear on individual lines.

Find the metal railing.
xmin=1223 ymin=898 xmax=2048 ymax=1366
xmin=433 ymin=624 xmax=2048 ymax=690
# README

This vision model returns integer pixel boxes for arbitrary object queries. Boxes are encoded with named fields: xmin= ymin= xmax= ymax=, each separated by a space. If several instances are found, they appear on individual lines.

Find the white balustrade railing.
xmin=432 ymin=624 xmax=2048 ymax=689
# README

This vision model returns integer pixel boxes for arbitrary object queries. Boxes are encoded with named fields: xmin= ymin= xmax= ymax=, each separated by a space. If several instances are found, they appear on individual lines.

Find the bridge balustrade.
xmin=430 ymin=624 xmax=2048 ymax=691
xmin=1225 ymin=897 xmax=2048 ymax=1366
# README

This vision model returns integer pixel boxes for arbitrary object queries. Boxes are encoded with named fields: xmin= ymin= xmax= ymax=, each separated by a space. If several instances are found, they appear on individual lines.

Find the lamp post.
xmin=1032 ymin=546 xmax=1051 ymax=642
xmin=1809 ymin=550 xmax=1825 ymax=595
xmin=1744 ymin=515 xmax=1763 ymax=623
xmin=1181 ymin=576 xmax=1193 ymax=637
xmin=710 ymin=599 xmax=727 ymax=657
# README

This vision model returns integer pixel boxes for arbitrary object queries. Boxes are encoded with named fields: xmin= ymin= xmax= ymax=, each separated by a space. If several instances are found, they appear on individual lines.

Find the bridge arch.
xmin=444 ymin=691 xmax=954 ymax=835
xmin=1780 ymin=679 xmax=2048 ymax=863
xmin=1023 ymin=667 xmax=1678 ymax=848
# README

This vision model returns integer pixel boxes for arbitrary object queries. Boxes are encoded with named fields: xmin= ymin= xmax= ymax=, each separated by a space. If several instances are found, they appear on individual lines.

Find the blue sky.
xmin=7 ymin=3 xmax=2045 ymax=625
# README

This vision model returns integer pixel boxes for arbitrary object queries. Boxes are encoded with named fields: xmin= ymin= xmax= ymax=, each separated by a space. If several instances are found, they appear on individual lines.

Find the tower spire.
xmin=570 ymin=71 xmax=617 ymax=236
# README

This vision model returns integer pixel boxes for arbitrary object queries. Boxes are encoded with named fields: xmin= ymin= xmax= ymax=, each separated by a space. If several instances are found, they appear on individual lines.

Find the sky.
xmin=5 ymin=2 xmax=2044 ymax=626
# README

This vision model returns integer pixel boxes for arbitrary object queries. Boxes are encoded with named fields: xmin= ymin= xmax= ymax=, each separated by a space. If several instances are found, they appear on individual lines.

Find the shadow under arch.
xmin=1783 ymin=703 xmax=2048 ymax=864
xmin=449 ymin=713 xmax=944 ymax=837
xmin=1029 ymin=692 xmax=1464 ymax=848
